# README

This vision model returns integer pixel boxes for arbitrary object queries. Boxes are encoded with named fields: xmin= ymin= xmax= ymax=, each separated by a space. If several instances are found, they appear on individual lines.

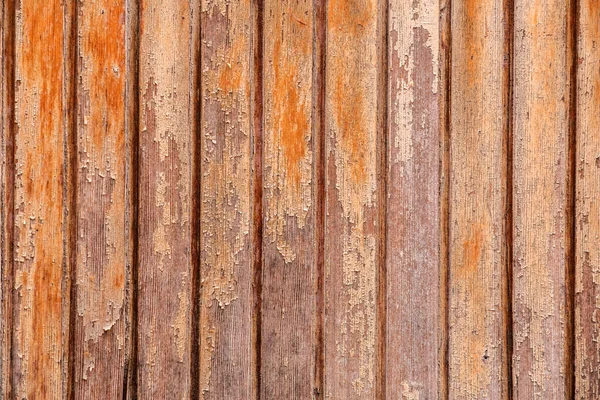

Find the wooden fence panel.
xmin=0 ymin=0 xmax=596 ymax=398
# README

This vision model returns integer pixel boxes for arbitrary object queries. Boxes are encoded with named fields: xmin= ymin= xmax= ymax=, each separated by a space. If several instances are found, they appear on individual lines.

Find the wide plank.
xmin=386 ymin=0 xmax=441 ymax=397
xmin=12 ymin=1 xmax=71 ymax=397
xmin=512 ymin=0 xmax=571 ymax=396
xmin=137 ymin=0 xmax=196 ymax=396
xmin=448 ymin=0 xmax=510 ymax=398
xmin=72 ymin=0 xmax=128 ymax=397
xmin=324 ymin=0 xmax=382 ymax=398
xmin=199 ymin=0 xmax=254 ymax=398
xmin=261 ymin=0 xmax=316 ymax=397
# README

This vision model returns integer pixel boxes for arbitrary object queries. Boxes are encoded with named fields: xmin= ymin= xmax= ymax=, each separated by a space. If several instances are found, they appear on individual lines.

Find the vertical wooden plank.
xmin=513 ymin=0 xmax=571 ymax=397
xmin=138 ymin=0 xmax=195 ymax=397
xmin=199 ymin=0 xmax=254 ymax=398
xmin=12 ymin=1 xmax=69 ymax=398
xmin=1 ymin=0 xmax=9 ymax=396
xmin=261 ymin=0 xmax=316 ymax=398
xmin=324 ymin=0 xmax=380 ymax=398
xmin=575 ymin=0 xmax=600 ymax=397
xmin=72 ymin=0 xmax=127 ymax=397
xmin=448 ymin=0 xmax=509 ymax=398
xmin=386 ymin=0 xmax=441 ymax=397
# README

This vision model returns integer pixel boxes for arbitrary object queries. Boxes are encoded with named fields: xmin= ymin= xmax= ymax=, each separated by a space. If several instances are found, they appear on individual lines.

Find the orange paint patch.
xmin=328 ymin=0 xmax=375 ymax=35
xmin=271 ymin=19 xmax=310 ymax=190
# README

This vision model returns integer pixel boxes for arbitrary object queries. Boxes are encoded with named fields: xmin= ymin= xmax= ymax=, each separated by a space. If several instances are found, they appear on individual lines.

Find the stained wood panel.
xmin=324 ymin=0 xmax=381 ymax=398
xmin=448 ymin=0 xmax=509 ymax=398
xmin=262 ymin=0 xmax=316 ymax=398
xmin=386 ymin=0 xmax=441 ymax=398
xmin=199 ymin=1 xmax=254 ymax=398
xmin=575 ymin=0 xmax=600 ymax=397
xmin=512 ymin=0 xmax=571 ymax=397
xmin=72 ymin=0 xmax=127 ymax=397
xmin=137 ymin=0 xmax=196 ymax=396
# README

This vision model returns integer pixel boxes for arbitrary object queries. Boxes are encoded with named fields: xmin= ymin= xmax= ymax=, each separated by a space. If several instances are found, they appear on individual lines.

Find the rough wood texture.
xmin=72 ymin=0 xmax=127 ymax=397
xmin=199 ymin=1 xmax=253 ymax=398
xmin=262 ymin=0 xmax=316 ymax=398
xmin=137 ymin=0 xmax=195 ymax=396
xmin=11 ymin=1 xmax=71 ymax=398
xmin=513 ymin=0 xmax=571 ymax=397
xmin=324 ymin=0 xmax=381 ymax=398
xmin=575 ymin=0 xmax=600 ymax=397
xmin=449 ymin=0 xmax=509 ymax=398
xmin=386 ymin=0 xmax=441 ymax=398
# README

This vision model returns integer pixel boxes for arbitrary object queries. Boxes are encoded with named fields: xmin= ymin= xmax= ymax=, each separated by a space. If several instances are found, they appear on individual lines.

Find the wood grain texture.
xmin=262 ymin=0 xmax=316 ymax=397
xmin=72 ymin=0 xmax=127 ymax=397
xmin=1 ymin=0 xmax=9 ymax=396
xmin=137 ymin=0 xmax=196 ymax=397
xmin=575 ymin=0 xmax=600 ymax=397
xmin=386 ymin=0 xmax=441 ymax=397
xmin=11 ymin=0 xmax=72 ymax=398
xmin=449 ymin=0 xmax=509 ymax=398
xmin=199 ymin=1 xmax=253 ymax=398
xmin=513 ymin=0 xmax=571 ymax=397
xmin=324 ymin=0 xmax=381 ymax=398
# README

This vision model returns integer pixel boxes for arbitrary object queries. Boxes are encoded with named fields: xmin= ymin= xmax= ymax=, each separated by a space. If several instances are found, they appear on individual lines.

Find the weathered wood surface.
xmin=262 ymin=0 xmax=317 ymax=398
xmin=512 ymin=0 xmax=571 ymax=397
xmin=324 ymin=0 xmax=381 ymax=398
xmin=448 ymin=0 xmax=509 ymax=398
xmin=11 ymin=1 xmax=71 ymax=398
xmin=137 ymin=0 xmax=196 ymax=396
xmin=72 ymin=0 xmax=128 ymax=397
xmin=575 ymin=0 xmax=600 ymax=397
xmin=199 ymin=0 xmax=253 ymax=398
xmin=0 ymin=0 xmax=595 ymax=398
xmin=386 ymin=0 xmax=441 ymax=398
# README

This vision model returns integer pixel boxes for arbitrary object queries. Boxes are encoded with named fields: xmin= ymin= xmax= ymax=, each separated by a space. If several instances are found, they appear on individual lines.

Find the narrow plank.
xmin=262 ymin=0 xmax=315 ymax=397
xmin=199 ymin=1 xmax=254 ymax=398
xmin=575 ymin=0 xmax=600 ymax=397
xmin=137 ymin=0 xmax=195 ymax=396
xmin=72 ymin=0 xmax=127 ymax=397
xmin=386 ymin=0 xmax=441 ymax=397
xmin=513 ymin=0 xmax=571 ymax=397
xmin=0 ymin=0 xmax=10 ymax=396
xmin=12 ymin=1 xmax=69 ymax=397
xmin=324 ymin=0 xmax=381 ymax=397
xmin=448 ymin=0 xmax=509 ymax=398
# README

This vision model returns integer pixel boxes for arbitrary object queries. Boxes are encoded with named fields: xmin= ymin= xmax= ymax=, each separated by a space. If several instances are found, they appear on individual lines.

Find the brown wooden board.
xmin=448 ymin=0 xmax=510 ymax=398
xmin=137 ymin=0 xmax=196 ymax=396
xmin=199 ymin=1 xmax=254 ymax=398
xmin=512 ymin=0 xmax=572 ymax=397
xmin=575 ymin=0 xmax=600 ymax=397
xmin=386 ymin=0 xmax=441 ymax=397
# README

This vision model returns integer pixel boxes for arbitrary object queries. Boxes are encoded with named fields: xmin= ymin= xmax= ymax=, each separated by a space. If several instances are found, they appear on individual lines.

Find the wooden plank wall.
xmin=0 ymin=0 xmax=598 ymax=399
